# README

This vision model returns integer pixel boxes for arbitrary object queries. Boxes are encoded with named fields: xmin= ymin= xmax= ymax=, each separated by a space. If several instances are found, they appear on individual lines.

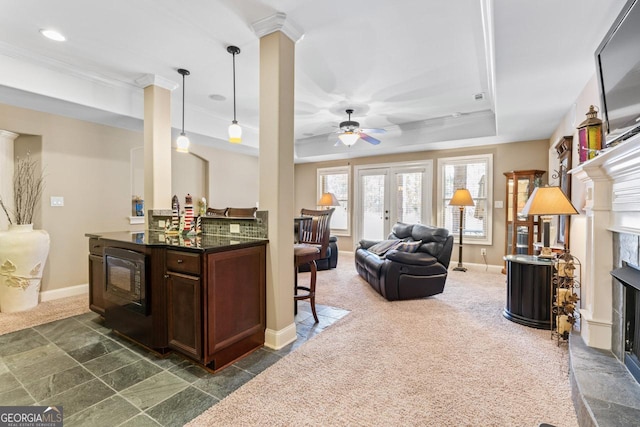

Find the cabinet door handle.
xmin=177 ymin=259 xmax=184 ymax=263
xmin=164 ymin=274 xmax=170 ymax=279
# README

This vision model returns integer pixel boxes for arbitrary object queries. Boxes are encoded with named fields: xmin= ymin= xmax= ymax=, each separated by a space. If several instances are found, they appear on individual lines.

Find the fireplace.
xmin=611 ymin=236 xmax=640 ymax=384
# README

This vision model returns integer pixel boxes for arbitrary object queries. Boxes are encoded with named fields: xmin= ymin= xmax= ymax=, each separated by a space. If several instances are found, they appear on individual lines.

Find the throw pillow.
xmin=368 ymin=239 xmax=401 ymax=256
xmin=395 ymin=240 xmax=422 ymax=253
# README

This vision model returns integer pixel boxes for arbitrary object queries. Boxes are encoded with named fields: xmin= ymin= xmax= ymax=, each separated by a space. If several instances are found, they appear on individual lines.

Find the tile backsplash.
xmin=149 ymin=210 xmax=268 ymax=239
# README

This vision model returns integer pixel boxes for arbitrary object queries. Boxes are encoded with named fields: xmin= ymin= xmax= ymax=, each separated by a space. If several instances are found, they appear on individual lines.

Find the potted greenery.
xmin=0 ymin=153 xmax=50 ymax=312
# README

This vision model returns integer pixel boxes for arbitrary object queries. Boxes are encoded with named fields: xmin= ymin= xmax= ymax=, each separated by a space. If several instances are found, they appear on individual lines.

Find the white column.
xmin=135 ymin=74 xmax=177 ymax=212
xmin=253 ymin=13 xmax=304 ymax=349
xmin=0 ymin=130 xmax=19 ymax=231
xmin=576 ymin=169 xmax=613 ymax=349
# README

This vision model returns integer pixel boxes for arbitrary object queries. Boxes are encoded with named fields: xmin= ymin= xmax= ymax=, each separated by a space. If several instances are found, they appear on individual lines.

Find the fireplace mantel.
xmin=573 ymin=135 xmax=640 ymax=235
xmin=569 ymin=135 xmax=640 ymax=349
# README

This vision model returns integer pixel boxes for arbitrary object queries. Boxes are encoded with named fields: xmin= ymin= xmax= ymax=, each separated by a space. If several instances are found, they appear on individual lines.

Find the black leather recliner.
xmin=298 ymin=236 xmax=338 ymax=272
xmin=355 ymin=223 xmax=454 ymax=301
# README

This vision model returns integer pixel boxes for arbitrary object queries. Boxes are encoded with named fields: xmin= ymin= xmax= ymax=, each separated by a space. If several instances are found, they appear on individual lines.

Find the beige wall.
xmin=294 ymin=139 xmax=550 ymax=266
xmin=0 ymin=102 xmax=259 ymax=293
xmin=547 ymin=74 xmax=601 ymax=269
xmin=190 ymin=144 xmax=259 ymax=209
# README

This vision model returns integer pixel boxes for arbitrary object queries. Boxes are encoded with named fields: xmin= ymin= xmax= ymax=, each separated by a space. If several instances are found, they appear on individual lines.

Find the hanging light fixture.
xmin=338 ymin=132 xmax=360 ymax=146
xmin=227 ymin=45 xmax=242 ymax=144
xmin=176 ymin=68 xmax=190 ymax=153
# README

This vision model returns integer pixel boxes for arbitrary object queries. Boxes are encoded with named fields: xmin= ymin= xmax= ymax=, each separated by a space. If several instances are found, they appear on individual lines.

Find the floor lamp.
xmin=449 ymin=189 xmax=475 ymax=272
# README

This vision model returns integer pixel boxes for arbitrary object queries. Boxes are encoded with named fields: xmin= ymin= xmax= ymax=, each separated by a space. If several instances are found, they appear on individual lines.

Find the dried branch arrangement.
xmin=0 ymin=153 xmax=44 ymax=225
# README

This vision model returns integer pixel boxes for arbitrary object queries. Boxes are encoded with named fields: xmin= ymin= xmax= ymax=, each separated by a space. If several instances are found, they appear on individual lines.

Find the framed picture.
xmin=555 ymin=136 xmax=573 ymax=247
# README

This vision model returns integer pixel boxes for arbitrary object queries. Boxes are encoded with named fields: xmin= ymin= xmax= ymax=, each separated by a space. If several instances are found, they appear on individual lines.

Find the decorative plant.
xmin=0 ymin=153 xmax=45 ymax=225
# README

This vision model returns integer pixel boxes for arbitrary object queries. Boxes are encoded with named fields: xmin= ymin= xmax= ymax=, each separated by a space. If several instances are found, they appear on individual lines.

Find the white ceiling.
xmin=0 ymin=0 xmax=627 ymax=162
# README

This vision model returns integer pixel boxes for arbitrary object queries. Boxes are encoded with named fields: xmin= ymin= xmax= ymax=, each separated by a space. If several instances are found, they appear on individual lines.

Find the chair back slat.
xmin=299 ymin=208 xmax=334 ymax=258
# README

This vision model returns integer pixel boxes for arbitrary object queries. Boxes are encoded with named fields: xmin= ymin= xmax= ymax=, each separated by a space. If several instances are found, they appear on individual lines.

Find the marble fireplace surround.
xmin=569 ymin=135 xmax=640 ymax=425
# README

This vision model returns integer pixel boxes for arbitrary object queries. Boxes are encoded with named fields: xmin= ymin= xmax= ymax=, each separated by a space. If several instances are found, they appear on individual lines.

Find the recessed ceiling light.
xmin=40 ymin=29 xmax=66 ymax=42
xmin=209 ymin=94 xmax=226 ymax=101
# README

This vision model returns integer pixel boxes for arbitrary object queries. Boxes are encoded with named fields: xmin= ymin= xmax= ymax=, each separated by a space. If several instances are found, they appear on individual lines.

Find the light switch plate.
xmin=230 ymin=224 xmax=240 ymax=233
xmin=494 ymin=200 xmax=504 ymax=209
xmin=50 ymin=196 xmax=64 ymax=207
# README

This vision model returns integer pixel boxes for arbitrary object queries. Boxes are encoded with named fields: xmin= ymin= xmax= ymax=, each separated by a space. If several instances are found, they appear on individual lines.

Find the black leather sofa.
xmin=298 ymin=236 xmax=338 ymax=272
xmin=355 ymin=223 xmax=454 ymax=301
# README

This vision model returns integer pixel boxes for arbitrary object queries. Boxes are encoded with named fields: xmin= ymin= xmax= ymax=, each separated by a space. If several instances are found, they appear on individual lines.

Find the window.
xmin=317 ymin=166 xmax=350 ymax=235
xmin=437 ymin=154 xmax=492 ymax=245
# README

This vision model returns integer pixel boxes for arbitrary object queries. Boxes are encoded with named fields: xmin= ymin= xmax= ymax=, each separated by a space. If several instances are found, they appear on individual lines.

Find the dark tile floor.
xmin=0 ymin=302 xmax=348 ymax=427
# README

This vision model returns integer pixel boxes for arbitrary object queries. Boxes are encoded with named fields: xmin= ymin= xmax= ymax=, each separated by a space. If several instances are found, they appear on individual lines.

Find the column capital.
xmin=0 ymin=130 xmax=19 ymax=141
xmin=252 ymin=12 xmax=304 ymax=43
xmin=135 ymin=74 xmax=178 ymax=91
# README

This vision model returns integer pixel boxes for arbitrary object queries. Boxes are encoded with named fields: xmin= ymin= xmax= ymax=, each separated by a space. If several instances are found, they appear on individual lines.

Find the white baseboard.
xmin=264 ymin=322 xmax=297 ymax=350
xmin=450 ymin=262 xmax=503 ymax=274
xmin=40 ymin=283 xmax=88 ymax=302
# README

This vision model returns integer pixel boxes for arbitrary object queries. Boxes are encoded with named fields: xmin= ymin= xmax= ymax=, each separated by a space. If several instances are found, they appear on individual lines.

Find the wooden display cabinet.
xmin=503 ymin=170 xmax=545 ymax=271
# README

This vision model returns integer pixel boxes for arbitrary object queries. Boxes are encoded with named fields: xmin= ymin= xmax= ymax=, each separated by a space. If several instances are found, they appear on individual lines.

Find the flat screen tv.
xmin=595 ymin=0 xmax=640 ymax=145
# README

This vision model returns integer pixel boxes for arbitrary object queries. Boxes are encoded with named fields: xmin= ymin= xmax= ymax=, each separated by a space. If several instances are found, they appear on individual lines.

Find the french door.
xmin=355 ymin=161 xmax=432 ymax=244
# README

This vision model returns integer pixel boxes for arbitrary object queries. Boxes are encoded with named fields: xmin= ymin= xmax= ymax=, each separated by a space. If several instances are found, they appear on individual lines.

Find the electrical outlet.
xmin=230 ymin=224 xmax=240 ymax=233
xmin=480 ymin=248 xmax=487 ymax=256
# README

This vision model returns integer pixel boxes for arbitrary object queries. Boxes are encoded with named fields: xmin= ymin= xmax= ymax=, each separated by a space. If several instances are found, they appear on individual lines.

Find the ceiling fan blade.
xmin=361 ymin=128 xmax=386 ymax=134
xmin=359 ymin=133 xmax=381 ymax=145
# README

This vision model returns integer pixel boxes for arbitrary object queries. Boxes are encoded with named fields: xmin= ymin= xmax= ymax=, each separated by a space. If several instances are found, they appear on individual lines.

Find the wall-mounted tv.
xmin=595 ymin=0 xmax=640 ymax=145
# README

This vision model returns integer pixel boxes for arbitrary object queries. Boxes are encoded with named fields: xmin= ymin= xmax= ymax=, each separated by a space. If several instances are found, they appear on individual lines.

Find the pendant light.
xmin=227 ymin=45 xmax=242 ymax=144
xmin=176 ymin=68 xmax=190 ymax=153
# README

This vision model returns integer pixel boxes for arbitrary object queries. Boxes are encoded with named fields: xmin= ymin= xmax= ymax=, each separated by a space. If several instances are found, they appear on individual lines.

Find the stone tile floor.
xmin=0 ymin=302 xmax=348 ymax=427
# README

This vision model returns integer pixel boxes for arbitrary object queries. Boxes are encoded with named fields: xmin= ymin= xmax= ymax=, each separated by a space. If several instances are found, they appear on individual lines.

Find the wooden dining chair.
xmin=294 ymin=208 xmax=334 ymax=323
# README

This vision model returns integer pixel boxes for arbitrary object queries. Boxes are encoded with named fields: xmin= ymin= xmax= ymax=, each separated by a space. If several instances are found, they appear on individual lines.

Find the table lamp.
xmin=318 ymin=192 xmax=340 ymax=209
xmin=449 ymin=188 xmax=475 ymax=272
xmin=521 ymin=186 xmax=578 ymax=258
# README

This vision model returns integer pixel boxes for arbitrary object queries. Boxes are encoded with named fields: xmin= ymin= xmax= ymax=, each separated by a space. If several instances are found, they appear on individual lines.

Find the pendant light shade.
xmin=177 ymin=68 xmax=190 ymax=153
xmin=227 ymin=45 xmax=242 ymax=144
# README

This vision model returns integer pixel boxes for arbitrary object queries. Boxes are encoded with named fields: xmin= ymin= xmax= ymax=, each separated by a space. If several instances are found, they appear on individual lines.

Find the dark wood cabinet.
xmin=204 ymin=245 xmax=266 ymax=370
xmin=88 ymin=238 xmax=105 ymax=315
xmin=166 ymin=271 xmax=202 ymax=360
xmin=165 ymin=245 xmax=266 ymax=370
xmin=166 ymin=249 xmax=203 ymax=360
xmin=503 ymin=170 xmax=545 ymax=271
xmin=87 ymin=234 xmax=267 ymax=372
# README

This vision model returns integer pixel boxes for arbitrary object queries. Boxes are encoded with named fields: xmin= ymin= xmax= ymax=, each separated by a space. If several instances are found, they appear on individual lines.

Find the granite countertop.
xmin=85 ymin=230 xmax=268 ymax=253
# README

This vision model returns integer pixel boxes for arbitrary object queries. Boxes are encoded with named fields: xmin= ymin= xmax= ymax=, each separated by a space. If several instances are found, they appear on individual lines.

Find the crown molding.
xmin=251 ymin=12 xmax=304 ymax=43
xmin=135 ymin=74 xmax=178 ymax=91
xmin=0 ymin=42 xmax=138 ymax=92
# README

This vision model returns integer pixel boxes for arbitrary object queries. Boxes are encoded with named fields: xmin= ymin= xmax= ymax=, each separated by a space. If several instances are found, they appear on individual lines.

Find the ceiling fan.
xmin=335 ymin=109 xmax=386 ymax=146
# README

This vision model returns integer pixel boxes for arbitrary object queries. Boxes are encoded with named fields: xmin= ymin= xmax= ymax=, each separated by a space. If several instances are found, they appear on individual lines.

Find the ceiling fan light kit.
xmin=336 ymin=109 xmax=385 ymax=147
xmin=338 ymin=132 xmax=360 ymax=146
xmin=176 ymin=68 xmax=190 ymax=153
xmin=227 ymin=45 xmax=242 ymax=144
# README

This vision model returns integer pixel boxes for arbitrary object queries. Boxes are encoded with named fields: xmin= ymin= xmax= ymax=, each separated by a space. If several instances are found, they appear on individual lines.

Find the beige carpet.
xmin=0 ymin=294 xmax=90 ymax=335
xmin=0 ymin=259 xmax=577 ymax=426
xmin=188 ymin=255 xmax=577 ymax=427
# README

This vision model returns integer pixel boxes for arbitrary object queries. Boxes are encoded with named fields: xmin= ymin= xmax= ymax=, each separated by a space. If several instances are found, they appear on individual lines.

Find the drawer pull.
xmin=91 ymin=245 xmax=101 ymax=250
xmin=177 ymin=259 xmax=184 ymax=264
xmin=164 ymin=274 xmax=170 ymax=279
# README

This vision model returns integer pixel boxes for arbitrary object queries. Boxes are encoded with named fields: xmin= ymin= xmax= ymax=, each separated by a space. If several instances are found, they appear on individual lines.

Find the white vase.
xmin=0 ymin=224 xmax=50 ymax=313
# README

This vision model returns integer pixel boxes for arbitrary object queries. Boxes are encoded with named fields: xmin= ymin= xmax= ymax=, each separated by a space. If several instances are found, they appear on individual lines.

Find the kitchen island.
xmin=87 ymin=230 xmax=267 ymax=372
